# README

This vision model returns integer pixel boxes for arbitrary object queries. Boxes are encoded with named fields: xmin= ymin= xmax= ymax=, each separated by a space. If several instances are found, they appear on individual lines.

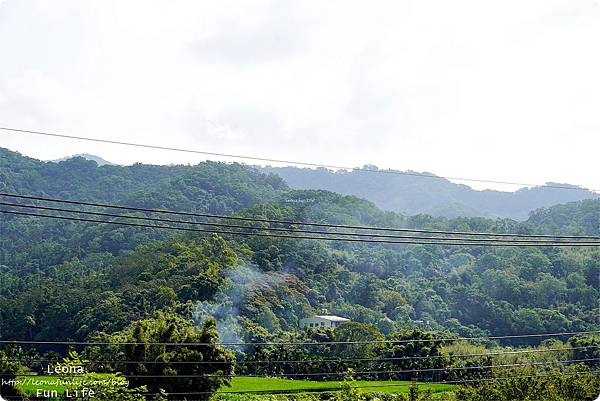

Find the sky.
xmin=0 ymin=0 xmax=599 ymax=192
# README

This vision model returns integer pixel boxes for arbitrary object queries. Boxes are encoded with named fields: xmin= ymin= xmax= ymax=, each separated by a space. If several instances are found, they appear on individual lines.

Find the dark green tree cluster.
xmin=456 ymin=365 xmax=600 ymax=401
xmin=87 ymin=312 xmax=235 ymax=400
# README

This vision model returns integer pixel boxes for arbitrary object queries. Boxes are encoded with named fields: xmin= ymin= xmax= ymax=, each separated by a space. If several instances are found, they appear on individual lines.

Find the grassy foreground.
xmin=219 ymin=377 xmax=455 ymax=394
xmin=16 ymin=375 xmax=455 ymax=397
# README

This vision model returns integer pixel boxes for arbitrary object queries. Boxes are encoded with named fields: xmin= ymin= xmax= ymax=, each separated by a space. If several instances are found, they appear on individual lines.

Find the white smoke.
xmin=193 ymin=264 xmax=290 ymax=349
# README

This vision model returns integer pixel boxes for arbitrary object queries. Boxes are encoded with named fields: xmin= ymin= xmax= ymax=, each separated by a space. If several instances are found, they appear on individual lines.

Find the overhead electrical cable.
xmin=6 ymin=346 xmax=593 ymax=365
xmin=1 ymin=127 xmax=598 ymax=192
xmin=1 ymin=330 xmax=596 ymax=346
xmin=2 ymin=372 xmax=596 ymax=399
xmin=208 ymin=357 xmax=600 ymax=378
xmin=1 ymin=202 xmax=597 ymax=245
xmin=7 ymin=358 xmax=596 ymax=379
xmin=1 ymin=209 xmax=598 ymax=247
xmin=2 ymin=193 xmax=598 ymax=240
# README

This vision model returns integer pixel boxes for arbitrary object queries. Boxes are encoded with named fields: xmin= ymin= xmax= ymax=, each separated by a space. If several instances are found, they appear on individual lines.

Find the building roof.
xmin=313 ymin=315 xmax=350 ymax=322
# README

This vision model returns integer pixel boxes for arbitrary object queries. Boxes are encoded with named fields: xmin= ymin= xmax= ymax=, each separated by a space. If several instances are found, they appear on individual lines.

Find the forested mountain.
xmin=24 ymin=150 xmax=599 ymax=220
xmin=262 ymin=166 xmax=599 ymax=220
xmin=1 ymin=148 xmax=288 ymax=213
xmin=1 ymin=147 xmax=598 ymax=342
xmin=1 ymin=148 xmax=598 ymax=400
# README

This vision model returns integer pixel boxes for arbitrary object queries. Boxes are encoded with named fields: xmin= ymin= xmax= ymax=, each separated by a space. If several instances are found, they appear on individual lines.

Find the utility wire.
xmin=8 ymin=358 xmax=596 ymax=378
xmin=2 ymin=209 xmax=598 ymax=247
xmin=6 ymin=346 xmax=595 ymax=366
xmin=211 ymin=357 xmax=600 ymax=378
xmin=2 ymin=192 xmax=599 ymax=240
xmin=2 ymin=371 xmax=597 ymax=398
xmin=1 ymin=127 xmax=598 ymax=192
xmin=1 ymin=330 xmax=596 ymax=347
xmin=2 ymin=201 xmax=596 ymax=245
xmin=7 ymin=346 xmax=594 ymax=365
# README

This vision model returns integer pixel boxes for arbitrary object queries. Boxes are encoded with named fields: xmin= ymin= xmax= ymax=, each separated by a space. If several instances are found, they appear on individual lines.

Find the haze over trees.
xmin=263 ymin=165 xmax=599 ymax=220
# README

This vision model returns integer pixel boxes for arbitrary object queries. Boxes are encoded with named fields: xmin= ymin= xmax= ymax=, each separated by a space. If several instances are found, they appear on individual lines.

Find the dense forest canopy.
xmin=1 ymin=147 xmax=598 ymax=342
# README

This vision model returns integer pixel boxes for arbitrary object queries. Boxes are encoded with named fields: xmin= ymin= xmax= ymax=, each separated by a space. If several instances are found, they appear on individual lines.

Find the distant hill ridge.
xmin=1 ymin=147 xmax=288 ymax=216
xmin=2 ymin=148 xmax=597 ymax=220
xmin=51 ymin=153 xmax=115 ymax=166
xmin=261 ymin=166 xmax=598 ymax=220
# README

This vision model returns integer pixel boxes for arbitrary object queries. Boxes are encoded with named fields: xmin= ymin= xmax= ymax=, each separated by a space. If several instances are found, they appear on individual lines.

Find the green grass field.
xmin=16 ymin=375 xmax=454 ymax=397
xmin=219 ymin=377 xmax=455 ymax=394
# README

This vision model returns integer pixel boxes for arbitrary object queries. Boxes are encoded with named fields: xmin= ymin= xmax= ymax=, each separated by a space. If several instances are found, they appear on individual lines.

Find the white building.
xmin=300 ymin=315 xmax=350 ymax=329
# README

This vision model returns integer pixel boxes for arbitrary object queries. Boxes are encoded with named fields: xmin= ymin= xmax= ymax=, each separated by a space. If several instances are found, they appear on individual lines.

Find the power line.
xmin=2 ymin=201 xmax=597 ymax=245
xmin=2 ymin=209 xmax=598 ymax=247
xmin=3 ymin=371 xmax=596 ymax=399
xmin=3 ymin=193 xmax=598 ymax=240
xmin=213 ymin=357 xmax=600 ymax=378
xmin=7 ymin=358 xmax=596 ymax=379
xmin=6 ymin=346 xmax=595 ymax=366
xmin=2 ymin=127 xmax=598 ymax=192
xmin=1 ymin=330 xmax=596 ymax=347
xmin=7 ymin=346 xmax=593 ymax=365
xmin=236 ymin=346 xmax=599 ymax=365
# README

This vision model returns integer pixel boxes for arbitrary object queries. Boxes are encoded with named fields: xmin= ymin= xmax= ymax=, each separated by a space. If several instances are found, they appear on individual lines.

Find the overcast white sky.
xmin=0 ymin=0 xmax=599 ymax=191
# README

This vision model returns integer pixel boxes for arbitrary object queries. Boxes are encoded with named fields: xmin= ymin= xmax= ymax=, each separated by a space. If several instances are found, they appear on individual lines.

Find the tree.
xmin=350 ymin=274 xmax=383 ymax=310
xmin=60 ymin=352 xmax=151 ymax=401
xmin=456 ymin=366 xmax=600 ymax=401
xmin=379 ymin=329 xmax=449 ymax=381
xmin=569 ymin=334 xmax=600 ymax=369
xmin=333 ymin=322 xmax=383 ymax=360
xmin=90 ymin=312 xmax=235 ymax=400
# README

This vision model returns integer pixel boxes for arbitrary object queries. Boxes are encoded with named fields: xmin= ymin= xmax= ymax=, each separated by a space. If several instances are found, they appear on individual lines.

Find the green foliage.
xmin=379 ymin=329 xmax=449 ymax=381
xmin=568 ymin=334 xmax=600 ymax=369
xmin=527 ymin=199 xmax=600 ymax=236
xmin=89 ymin=311 xmax=235 ymax=400
xmin=64 ymin=372 xmax=149 ymax=401
xmin=455 ymin=366 xmax=600 ymax=401
xmin=0 ymin=235 xmax=240 ymax=341
xmin=0 ymin=348 xmax=24 ymax=397
xmin=336 ymin=370 xmax=368 ymax=401
xmin=333 ymin=323 xmax=384 ymax=360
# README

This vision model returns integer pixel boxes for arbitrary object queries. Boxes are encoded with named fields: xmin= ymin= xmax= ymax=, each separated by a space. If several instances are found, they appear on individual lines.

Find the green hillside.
xmin=0 ymin=148 xmax=598 ymax=400
xmin=1 ymin=148 xmax=598 ymax=341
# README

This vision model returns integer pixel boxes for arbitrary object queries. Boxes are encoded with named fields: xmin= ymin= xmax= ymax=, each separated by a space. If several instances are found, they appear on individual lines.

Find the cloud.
xmin=0 ymin=0 xmax=598 ymax=190
xmin=190 ymin=2 xmax=307 ymax=65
